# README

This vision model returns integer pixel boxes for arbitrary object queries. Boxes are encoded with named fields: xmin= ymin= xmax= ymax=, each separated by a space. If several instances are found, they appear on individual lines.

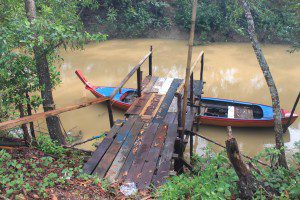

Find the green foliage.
xmin=97 ymin=0 xmax=171 ymax=37
xmin=174 ymin=0 xmax=299 ymax=46
xmin=157 ymin=149 xmax=238 ymax=199
xmin=0 ymin=0 xmax=107 ymax=131
xmin=0 ymin=147 xmax=108 ymax=198
xmin=157 ymin=145 xmax=300 ymax=199
xmin=36 ymin=133 xmax=68 ymax=156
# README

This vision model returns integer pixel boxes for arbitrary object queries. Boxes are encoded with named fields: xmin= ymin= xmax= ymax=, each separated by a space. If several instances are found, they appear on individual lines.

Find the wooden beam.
xmin=0 ymin=97 xmax=109 ymax=131
xmin=110 ymin=52 xmax=151 ymax=99
xmin=182 ymin=0 xmax=198 ymax=130
xmin=149 ymin=46 xmax=153 ymax=76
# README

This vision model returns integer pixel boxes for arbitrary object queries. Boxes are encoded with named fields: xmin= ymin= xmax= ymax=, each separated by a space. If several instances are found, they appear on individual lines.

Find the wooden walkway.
xmin=83 ymin=75 xmax=199 ymax=189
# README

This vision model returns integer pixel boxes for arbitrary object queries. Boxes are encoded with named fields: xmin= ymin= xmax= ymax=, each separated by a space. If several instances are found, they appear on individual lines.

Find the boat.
xmin=75 ymin=70 xmax=298 ymax=127
xmin=197 ymin=97 xmax=298 ymax=127
xmin=75 ymin=70 xmax=138 ymax=110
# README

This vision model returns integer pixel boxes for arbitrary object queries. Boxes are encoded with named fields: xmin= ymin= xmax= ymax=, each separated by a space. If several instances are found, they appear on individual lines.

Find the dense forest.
xmin=81 ymin=0 xmax=299 ymax=48
xmin=0 ymin=0 xmax=299 ymax=199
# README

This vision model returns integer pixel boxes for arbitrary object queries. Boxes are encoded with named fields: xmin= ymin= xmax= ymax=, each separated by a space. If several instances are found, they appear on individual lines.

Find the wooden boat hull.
xmin=75 ymin=70 xmax=133 ymax=110
xmin=197 ymin=97 xmax=298 ymax=127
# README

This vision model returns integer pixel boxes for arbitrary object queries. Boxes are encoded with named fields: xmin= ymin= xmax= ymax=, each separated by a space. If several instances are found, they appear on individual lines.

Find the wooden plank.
xmin=152 ymin=124 xmax=178 ymax=186
xmin=137 ymin=124 xmax=168 ymax=189
xmin=0 ymin=96 xmax=109 ymax=131
xmin=125 ymin=123 xmax=159 ymax=183
xmin=139 ymin=94 xmax=156 ymax=116
xmin=150 ymin=77 xmax=166 ymax=93
xmin=141 ymin=75 xmax=151 ymax=90
xmin=83 ymin=121 xmax=123 ymax=174
xmin=105 ymin=121 xmax=144 ymax=182
xmin=185 ymin=106 xmax=195 ymax=131
xmin=152 ymin=79 xmax=182 ymax=123
xmin=163 ymin=112 xmax=177 ymax=124
xmin=143 ymin=94 xmax=164 ymax=116
xmin=168 ymin=96 xmax=178 ymax=112
xmin=125 ymin=93 xmax=152 ymax=115
xmin=143 ymin=77 xmax=159 ymax=93
xmin=110 ymin=52 xmax=151 ymax=99
xmin=92 ymin=118 xmax=136 ymax=177
xmin=116 ymin=123 xmax=151 ymax=181
xmin=158 ymin=78 xmax=174 ymax=95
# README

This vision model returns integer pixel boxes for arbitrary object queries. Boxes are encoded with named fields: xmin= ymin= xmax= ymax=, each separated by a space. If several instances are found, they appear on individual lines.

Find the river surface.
xmin=44 ymin=39 xmax=299 ymax=156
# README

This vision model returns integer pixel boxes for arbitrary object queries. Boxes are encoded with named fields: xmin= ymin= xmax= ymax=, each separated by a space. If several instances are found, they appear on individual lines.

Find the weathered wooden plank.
xmin=152 ymin=124 xmax=178 ymax=186
xmin=125 ymin=123 xmax=159 ymax=183
xmin=163 ymin=112 xmax=177 ymax=124
xmin=125 ymin=93 xmax=152 ymax=115
xmin=141 ymin=75 xmax=151 ymax=90
xmin=83 ymin=120 xmax=123 ymax=174
xmin=152 ymin=79 xmax=182 ymax=123
xmin=185 ymin=106 xmax=195 ymax=131
xmin=139 ymin=94 xmax=156 ymax=116
xmin=158 ymin=78 xmax=173 ymax=95
xmin=116 ymin=123 xmax=151 ymax=181
xmin=105 ymin=121 xmax=144 ymax=182
xmin=143 ymin=94 xmax=164 ymax=116
xmin=92 ymin=119 xmax=136 ymax=177
xmin=137 ymin=124 xmax=168 ymax=189
xmin=150 ymin=77 xmax=166 ymax=93
xmin=168 ymin=96 xmax=178 ymax=112
xmin=143 ymin=77 xmax=159 ymax=93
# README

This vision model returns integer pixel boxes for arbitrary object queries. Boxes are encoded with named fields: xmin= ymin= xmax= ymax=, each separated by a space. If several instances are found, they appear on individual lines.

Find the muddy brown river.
xmin=43 ymin=39 xmax=299 ymax=156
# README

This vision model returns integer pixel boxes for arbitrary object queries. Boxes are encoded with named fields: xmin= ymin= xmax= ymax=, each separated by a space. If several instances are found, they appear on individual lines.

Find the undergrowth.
xmin=0 ymin=134 xmax=113 ymax=199
xmin=157 ymin=143 xmax=300 ymax=200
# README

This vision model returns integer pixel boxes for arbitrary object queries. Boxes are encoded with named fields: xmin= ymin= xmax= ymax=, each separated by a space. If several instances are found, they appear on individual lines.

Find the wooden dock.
xmin=0 ymin=46 xmax=205 ymax=189
xmin=83 ymin=74 xmax=202 ymax=189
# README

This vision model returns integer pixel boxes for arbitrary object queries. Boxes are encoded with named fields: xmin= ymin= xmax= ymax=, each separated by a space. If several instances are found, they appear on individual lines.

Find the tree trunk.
xmin=238 ymin=0 xmax=287 ymax=168
xmin=24 ymin=0 xmax=66 ymax=145
xmin=18 ymin=104 xmax=31 ymax=146
xmin=226 ymin=137 xmax=257 ymax=199
xmin=26 ymin=92 xmax=37 ymax=145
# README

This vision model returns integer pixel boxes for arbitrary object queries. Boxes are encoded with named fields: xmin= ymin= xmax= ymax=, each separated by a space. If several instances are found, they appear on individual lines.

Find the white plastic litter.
xmin=120 ymin=181 xmax=138 ymax=196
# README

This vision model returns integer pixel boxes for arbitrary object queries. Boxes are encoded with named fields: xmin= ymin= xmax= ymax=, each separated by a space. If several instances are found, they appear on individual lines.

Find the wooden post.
xmin=182 ymin=0 xmax=197 ymax=130
xmin=190 ymin=72 xmax=194 ymax=106
xmin=190 ymin=131 xmax=194 ymax=162
xmin=284 ymin=92 xmax=300 ymax=133
xmin=149 ymin=46 xmax=153 ymax=76
xmin=137 ymin=67 xmax=142 ymax=97
xmin=200 ymin=53 xmax=204 ymax=82
xmin=177 ymin=93 xmax=183 ymax=139
xmin=106 ymin=100 xmax=114 ymax=128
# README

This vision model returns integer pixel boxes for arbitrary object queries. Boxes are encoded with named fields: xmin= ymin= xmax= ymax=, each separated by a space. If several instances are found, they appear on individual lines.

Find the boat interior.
xmin=201 ymin=99 xmax=264 ymax=119
xmin=120 ymin=91 xmax=138 ymax=104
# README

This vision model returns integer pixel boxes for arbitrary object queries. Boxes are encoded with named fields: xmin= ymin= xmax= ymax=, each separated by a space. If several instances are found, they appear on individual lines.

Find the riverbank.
xmin=1 ymin=135 xmax=299 ymax=199
xmin=80 ymin=0 xmax=299 ymax=47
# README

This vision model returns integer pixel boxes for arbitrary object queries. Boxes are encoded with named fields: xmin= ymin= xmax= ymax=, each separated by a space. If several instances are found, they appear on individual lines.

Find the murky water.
xmin=45 ymin=39 xmax=299 ymax=156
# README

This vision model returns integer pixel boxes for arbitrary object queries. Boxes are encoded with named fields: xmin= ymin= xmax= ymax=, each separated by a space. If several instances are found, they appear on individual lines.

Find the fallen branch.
xmin=68 ymin=133 xmax=107 ymax=148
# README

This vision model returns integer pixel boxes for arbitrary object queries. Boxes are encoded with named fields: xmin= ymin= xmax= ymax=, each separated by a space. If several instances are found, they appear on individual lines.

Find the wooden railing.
xmin=106 ymin=46 xmax=154 ymax=127
xmin=0 ymin=97 xmax=109 ymax=131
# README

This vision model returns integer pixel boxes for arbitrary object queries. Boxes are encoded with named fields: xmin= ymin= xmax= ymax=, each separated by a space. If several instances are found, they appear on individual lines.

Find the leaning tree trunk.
xmin=18 ymin=104 xmax=31 ymax=146
xmin=238 ymin=0 xmax=288 ymax=168
xmin=24 ymin=0 xmax=66 ymax=145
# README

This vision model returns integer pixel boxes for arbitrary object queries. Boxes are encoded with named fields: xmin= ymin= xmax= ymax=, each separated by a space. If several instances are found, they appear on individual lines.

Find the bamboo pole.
xmin=182 ymin=0 xmax=198 ymax=130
